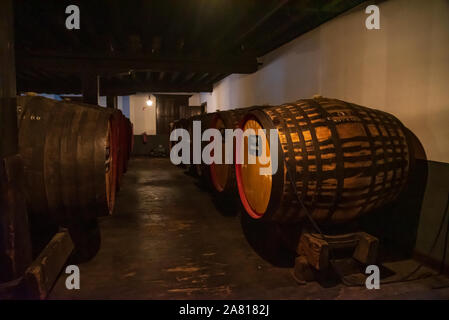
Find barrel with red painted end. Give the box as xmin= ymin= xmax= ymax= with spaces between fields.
xmin=77 ymin=101 xmax=125 ymax=195
xmin=235 ymin=97 xmax=413 ymax=224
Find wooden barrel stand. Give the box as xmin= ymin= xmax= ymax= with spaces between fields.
xmin=292 ymin=231 xmax=379 ymax=284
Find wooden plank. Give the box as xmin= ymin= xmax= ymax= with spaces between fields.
xmin=297 ymin=231 xmax=379 ymax=273
xmin=353 ymin=232 xmax=379 ymax=265
xmin=0 ymin=0 xmax=18 ymax=156
xmin=0 ymin=0 xmax=16 ymax=98
xmin=155 ymin=94 xmax=190 ymax=134
xmin=233 ymin=0 xmax=290 ymax=47
xmin=0 ymin=97 xmax=19 ymax=157
xmin=0 ymin=154 xmax=33 ymax=283
xmin=0 ymin=0 xmax=33 ymax=285
xmin=101 ymin=81 xmax=212 ymax=96
xmin=24 ymin=229 xmax=74 ymax=299
xmin=292 ymin=255 xmax=315 ymax=284
xmin=18 ymin=78 xmax=212 ymax=95
xmin=81 ymin=73 xmax=99 ymax=105
xmin=16 ymin=54 xmax=259 ymax=75
xmin=297 ymin=233 xmax=329 ymax=270
xmin=106 ymin=96 xmax=117 ymax=109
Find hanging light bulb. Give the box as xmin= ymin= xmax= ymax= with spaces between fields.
xmin=146 ymin=99 xmax=153 ymax=107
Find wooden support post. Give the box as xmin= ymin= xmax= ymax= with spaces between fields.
xmin=106 ymin=96 xmax=117 ymax=109
xmin=81 ymin=73 xmax=99 ymax=105
xmin=0 ymin=0 xmax=33 ymax=289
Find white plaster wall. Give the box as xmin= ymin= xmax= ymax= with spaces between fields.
xmin=98 ymin=96 xmax=107 ymax=107
xmin=117 ymin=96 xmax=123 ymax=112
xmin=189 ymin=93 xmax=201 ymax=106
xmin=129 ymin=94 xmax=156 ymax=135
xmin=199 ymin=0 xmax=449 ymax=163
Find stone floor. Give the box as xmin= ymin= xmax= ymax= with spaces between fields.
xmin=50 ymin=157 xmax=449 ymax=299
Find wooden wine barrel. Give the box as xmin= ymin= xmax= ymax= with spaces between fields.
xmin=209 ymin=109 xmax=247 ymax=195
xmin=186 ymin=114 xmax=204 ymax=176
xmin=169 ymin=118 xmax=189 ymax=153
xmin=235 ymin=97 xmax=412 ymax=224
xmin=16 ymin=96 xmax=117 ymax=225
xmin=209 ymin=107 xmax=267 ymax=196
xmin=130 ymin=121 xmax=134 ymax=157
xmin=104 ymin=110 xmax=128 ymax=189
xmin=169 ymin=121 xmax=176 ymax=152
xmin=77 ymin=102 xmax=124 ymax=193
xmin=189 ymin=113 xmax=215 ymax=185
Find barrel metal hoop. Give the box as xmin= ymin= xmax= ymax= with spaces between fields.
xmin=287 ymin=104 xmax=312 ymax=205
xmin=364 ymin=107 xmax=392 ymax=209
xmin=269 ymin=106 xmax=297 ymax=188
xmin=340 ymin=101 xmax=378 ymax=215
xmin=357 ymin=105 xmax=401 ymax=209
xmin=381 ymin=111 xmax=401 ymax=199
xmin=306 ymin=99 xmax=344 ymax=220
xmin=389 ymin=117 xmax=408 ymax=196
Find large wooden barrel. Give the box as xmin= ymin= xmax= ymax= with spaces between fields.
xmin=188 ymin=113 xmax=215 ymax=186
xmin=17 ymin=96 xmax=116 ymax=225
xmin=209 ymin=107 xmax=267 ymax=196
xmin=186 ymin=114 xmax=204 ymax=176
xmin=169 ymin=118 xmax=188 ymax=153
xmin=235 ymin=97 xmax=412 ymax=224
xmin=77 ymin=102 xmax=125 ymax=192
xmin=209 ymin=109 xmax=247 ymax=196
xmin=130 ymin=121 xmax=134 ymax=157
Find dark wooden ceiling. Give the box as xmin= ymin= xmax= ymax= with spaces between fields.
xmin=13 ymin=0 xmax=366 ymax=95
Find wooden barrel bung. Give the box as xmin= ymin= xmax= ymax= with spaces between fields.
xmin=236 ymin=97 xmax=412 ymax=224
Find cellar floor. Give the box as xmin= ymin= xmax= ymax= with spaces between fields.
xmin=50 ymin=157 xmax=449 ymax=300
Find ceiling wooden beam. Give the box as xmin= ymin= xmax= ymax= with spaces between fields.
xmin=100 ymin=80 xmax=212 ymax=96
xmin=16 ymin=53 xmax=259 ymax=75
xmin=16 ymin=78 xmax=212 ymax=95
xmin=233 ymin=0 xmax=291 ymax=48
